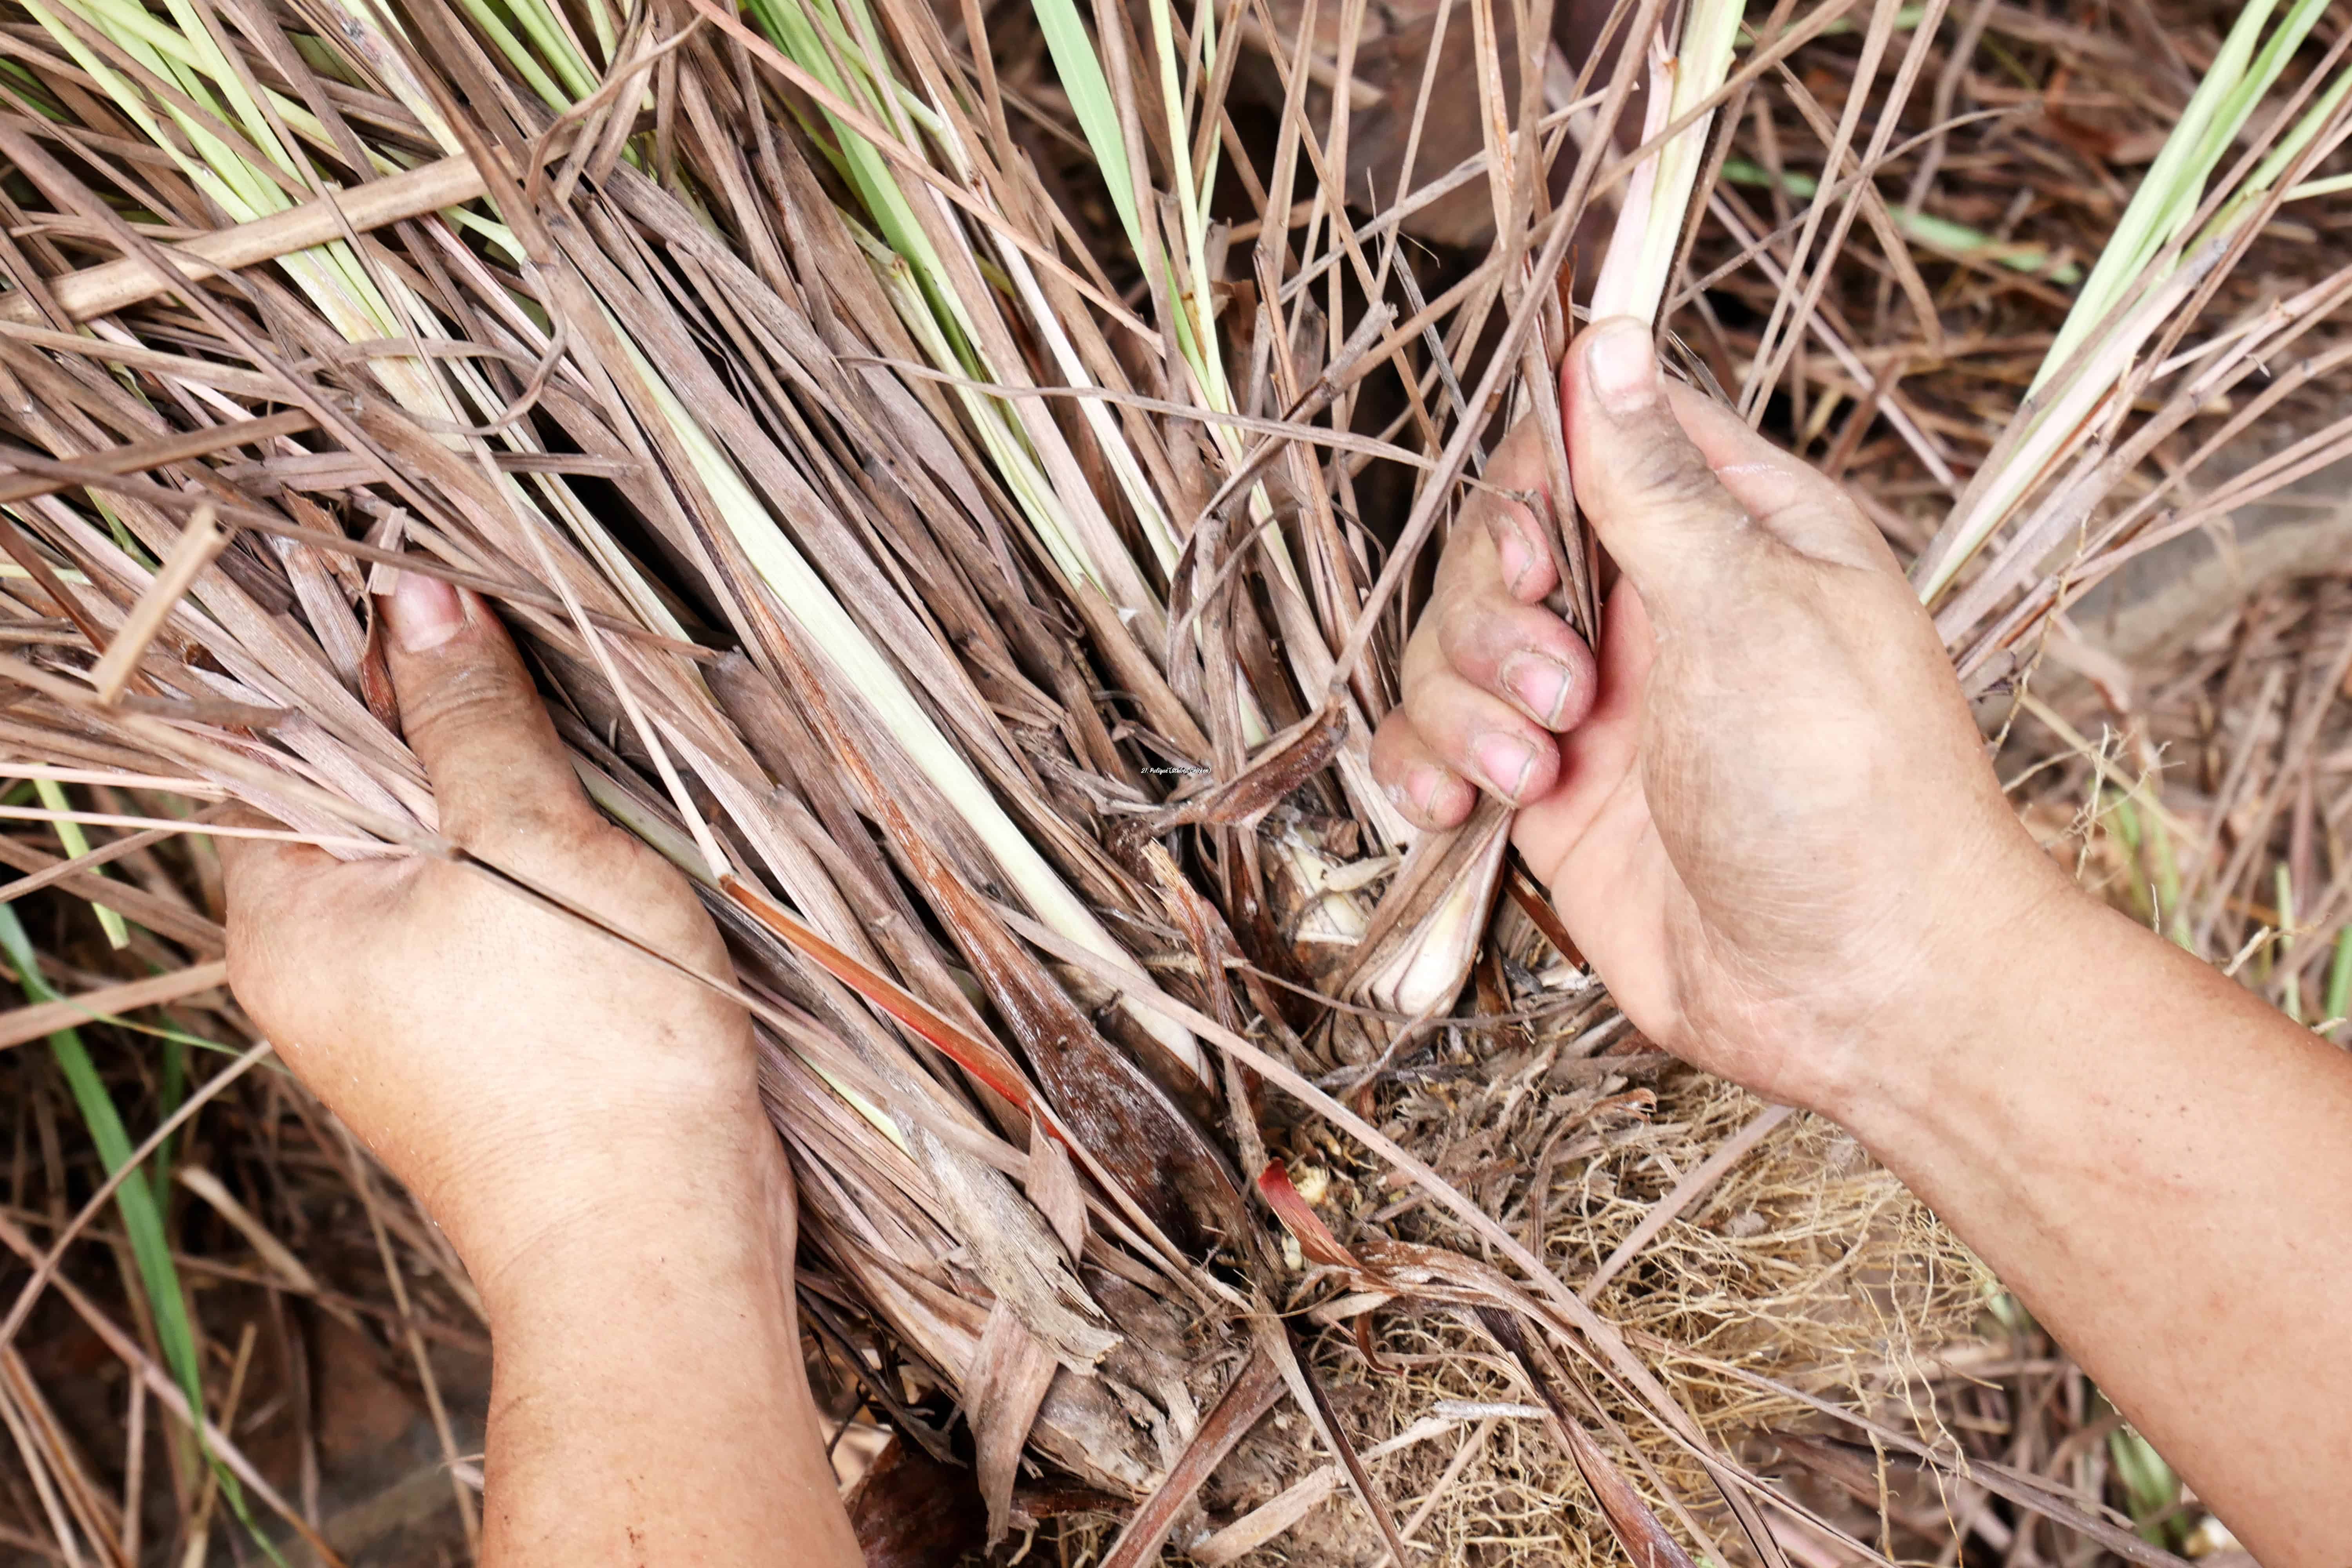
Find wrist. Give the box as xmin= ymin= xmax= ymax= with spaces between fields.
xmin=454 ymin=1103 xmax=795 ymax=1325
xmin=1820 ymin=867 xmax=2120 ymax=1145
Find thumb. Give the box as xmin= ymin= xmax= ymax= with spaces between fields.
xmin=378 ymin=570 xmax=596 ymax=845
xmin=1561 ymin=318 xmax=1760 ymax=617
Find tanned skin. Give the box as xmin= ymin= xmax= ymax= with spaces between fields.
xmin=1371 ymin=318 xmax=2352 ymax=1565
xmin=224 ymin=318 xmax=2350 ymax=1566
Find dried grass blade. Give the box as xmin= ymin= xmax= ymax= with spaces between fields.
xmin=87 ymin=504 xmax=227 ymax=702
xmin=0 ymin=153 xmax=488 ymax=326
xmin=1256 ymin=1312 xmax=1418 ymax=1566
xmin=0 ymin=1213 xmax=342 ymax=1567
xmin=720 ymin=875 xmax=1036 ymax=1112
xmin=1098 ymin=1348 xmax=1285 ymax=1568
xmin=0 ymin=959 xmax=229 ymax=1053
xmin=1477 ymin=1307 xmax=1698 ymax=1568
xmin=0 ymin=411 xmax=315 ymax=507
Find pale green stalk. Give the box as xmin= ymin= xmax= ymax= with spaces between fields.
xmin=624 ymin=335 xmax=1212 ymax=1073
xmin=1720 ymin=160 xmax=2083 ymax=281
xmin=1590 ymin=0 xmax=1744 ymax=324
xmin=1142 ymin=0 xmax=1235 ymax=415
xmin=1014 ymin=0 xmax=1413 ymax=893
xmin=2276 ymin=865 xmax=2301 ymax=1022
xmin=2030 ymin=0 xmax=2307 ymax=395
xmin=2204 ymin=58 xmax=2352 ymax=233
xmin=2325 ymin=925 xmax=2352 ymax=1025
xmin=32 ymin=778 xmax=127 ymax=948
xmin=1919 ymin=0 xmax=2335 ymax=601
xmin=28 ymin=0 xmax=455 ymax=418
xmin=754 ymin=0 xmax=1164 ymax=621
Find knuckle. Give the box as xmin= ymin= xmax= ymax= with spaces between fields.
xmin=1368 ymin=712 xmax=1416 ymax=775
xmin=1619 ymin=437 xmax=1735 ymax=520
xmin=1432 ymin=517 xmax=1497 ymax=599
xmin=462 ymin=794 xmax=603 ymax=860
xmin=402 ymin=662 xmax=538 ymax=746
xmin=1397 ymin=615 xmax=1448 ymax=702
xmin=1432 ymin=588 xmax=1487 ymax=666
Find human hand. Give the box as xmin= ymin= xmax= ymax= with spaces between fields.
xmin=220 ymin=574 xmax=784 ymax=1301
xmin=1371 ymin=318 xmax=2079 ymax=1114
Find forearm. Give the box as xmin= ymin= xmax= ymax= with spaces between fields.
xmin=475 ymin=1136 xmax=859 ymax=1567
xmin=1841 ymin=895 xmax=2352 ymax=1564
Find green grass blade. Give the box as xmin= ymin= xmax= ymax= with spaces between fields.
xmin=1721 ymin=160 xmax=2083 ymax=282
xmin=31 ymin=780 xmax=127 ymax=950
xmin=0 ymin=907 xmax=285 ymax=1561
xmin=2325 ymin=925 xmax=2352 ymax=1025
xmin=1027 ymin=0 xmax=1142 ymax=254
xmin=0 ymin=904 xmax=196 ymax=1382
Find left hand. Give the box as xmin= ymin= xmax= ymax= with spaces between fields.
xmin=219 ymin=572 xmax=785 ymax=1303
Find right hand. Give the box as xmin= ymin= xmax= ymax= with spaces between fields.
xmin=1371 ymin=318 xmax=2081 ymax=1115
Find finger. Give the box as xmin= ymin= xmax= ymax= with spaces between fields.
xmin=1368 ymin=713 xmax=1477 ymax=830
xmin=1430 ymin=541 xmax=1595 ymax=731
xmin=1397 ymin=642 xmax=1563 ymax=805
xmin=1662 ymin=384 xmax=1900 ymax=574
xmin=1512 ymin=579 xmax=1655 ymax=889
xmin=1561 ymin=317 xmax=1762 ymax=614
xmin=378 ymin=571 xmax=599 ymax=845
xmin=1463 ymin=416 xmax=1561 ymax=604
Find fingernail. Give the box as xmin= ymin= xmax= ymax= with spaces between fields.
xmin=383 ymin=570 xmax=465 ymax=653
xmin=1500 ymin=653 xmax=1574 ymax=727
xmin=1495 ymin=529 xmax=1537 ymax=594
xmin=1402 ymin=764 xmax=1444 ymax=814
xmin=1473 ymin=733 xmax=1535 ymax=800
xmin=1584 ymin=318 xmax=1658 ymax=415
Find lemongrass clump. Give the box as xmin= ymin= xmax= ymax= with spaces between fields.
xmin=3 ymin=0 xmax=2350 ymax=1560
xmin=1917 ymin=0 xmax=2348 ymax=605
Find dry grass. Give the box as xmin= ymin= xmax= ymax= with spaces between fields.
xmin=0 ymin=0 xmax=2346 ymax=1561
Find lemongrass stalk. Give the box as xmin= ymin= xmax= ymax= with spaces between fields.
xmin=1589 ymin=0 xmax=1744 ymax=325
xmin=875 ymin=58 xmax=1397 ymax=936
xmin=1016 ymin=1 xmax=1407 ymax=853
xmin=913 ymin=85 xmax=1183 ymax=571
xmin=1918 ymin=0 xmax=2334 ymax=601
xmin=1142 ymin=0 xmax=1236 ymax=414
xmin=579 ymin=0 xmax=619 ymax=67
xmin=500 ymin=0 xmax=601 ymax=101
xmin=620 ymin=334 xmax=1210 ymax=1075
xmin=1367 ymin=0 xmax=1748 ymax=1017
xmin=754 ymin=0 xmax=1176 ymax=636
xmin=43 ymin=0 xmax=356 ymax=156
xmin=446 ymin=0 xmax=574 ymax=108
xmin=1029 ymin=0 xmax=1144 ymax=249
xmin=777 ymin=0 xmax=1365 ymax=862
xmin=1188 ymin=0 xmax=1223 ymax=207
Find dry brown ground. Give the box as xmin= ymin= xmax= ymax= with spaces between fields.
xmin=2 ymin=0 xmax=2348 ymax=1563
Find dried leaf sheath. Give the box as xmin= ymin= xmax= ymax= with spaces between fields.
xmin=1 ymin=0 xmax=2348 ymax=1557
